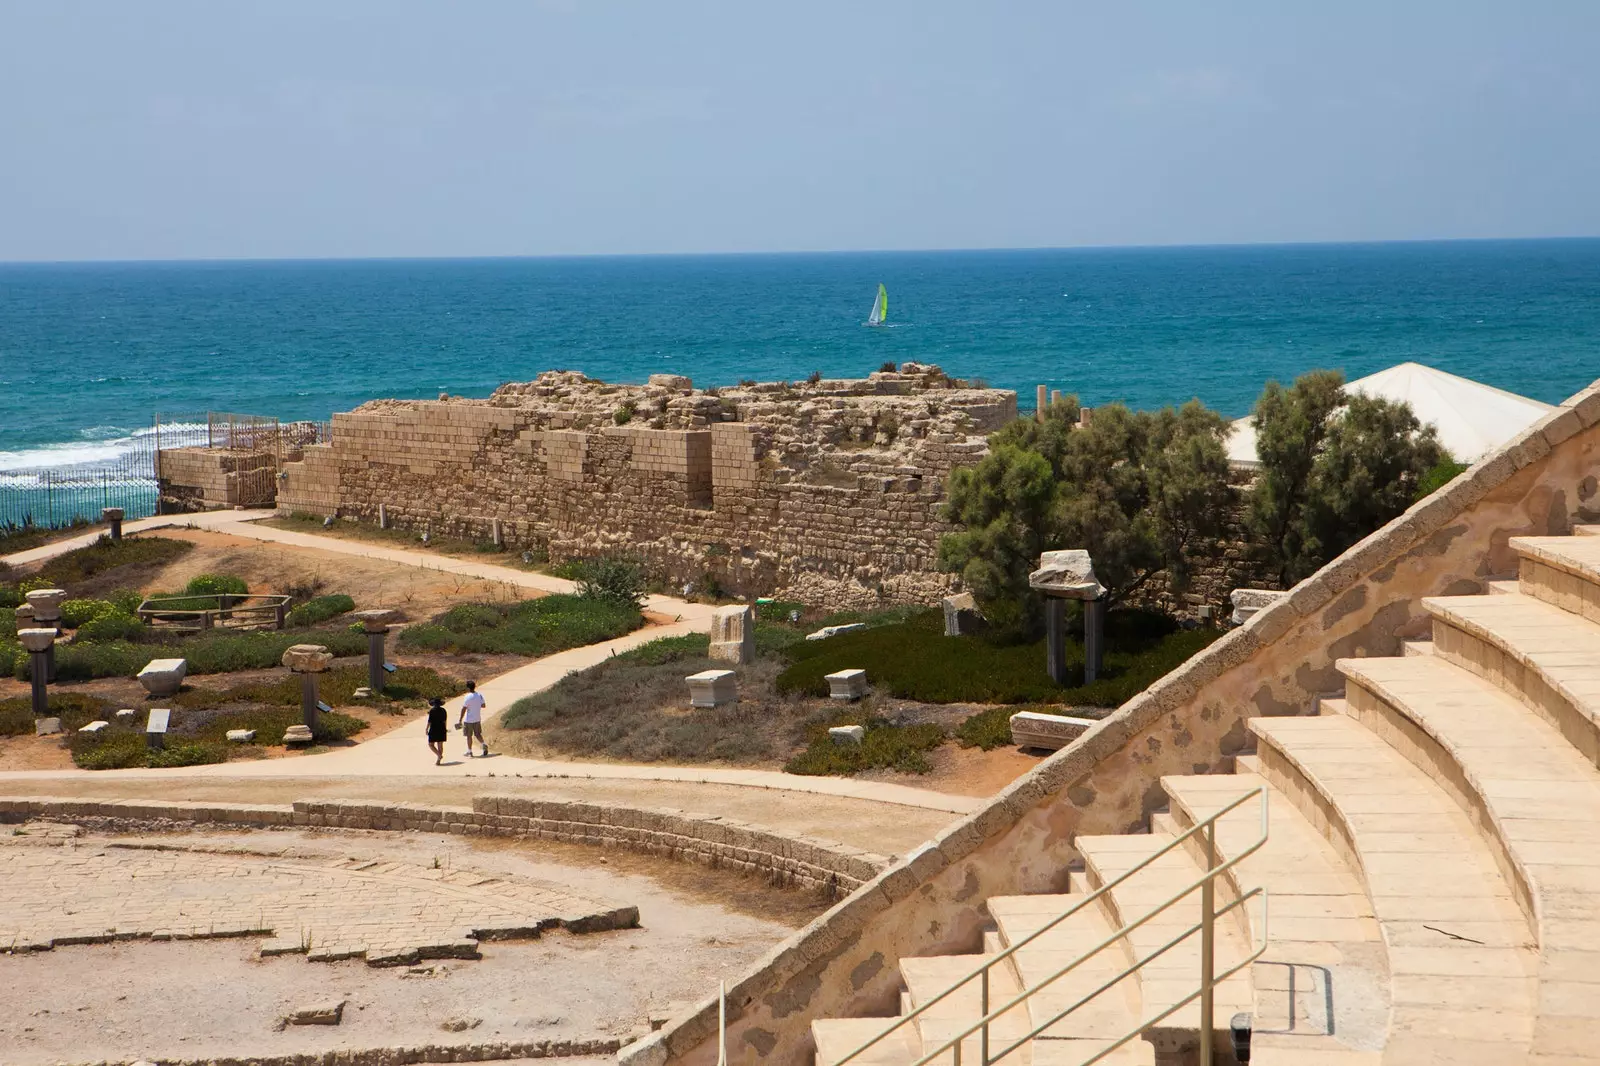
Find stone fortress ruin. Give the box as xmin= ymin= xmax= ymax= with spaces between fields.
xmin=273 ymin=364 xmax=1015 ymax=608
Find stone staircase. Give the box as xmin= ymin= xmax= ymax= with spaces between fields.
xmin=811 ymin=531 xmax=1600 ymax=1066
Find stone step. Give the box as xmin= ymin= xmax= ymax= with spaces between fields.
xmin=1572 ymin=524 xmax=1600 ymax=537
xmin=899 ymin=953 xmax=1032 ymax=1065
xmin=1486 ymin=579 xmax=1522 ymax=596
xmin=1423 ymin=591 xmax=1600 ymax=766
xmin=1402 ymin=640 xmax=1435 ymax=658
xmin=1509 ymin=534 xmax=1600 ymax=624
xmin=812 ymin=1016 xmax=920 ymax=1066
xmin=1335 ymin=652 xmax=1600 ymax=1062
xmin=1159 ymin=772 xmax=1389 ymax=1063
xmin=987 ymin=892 xmax=1148 ymax=1065
xmin=1248 ymin=713 xmax=1538 ymax=1065
xmin=1074 ymin=830 xmax=1254 ymax=1036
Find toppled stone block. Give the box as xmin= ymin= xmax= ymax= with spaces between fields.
xmin=287 ymin=1000 xmax=345 ymax=1026
xmin=225 ymin=729 xmax=257 ymax=743
xmin=686 ymin=669 xmax=737 ymax=708
xmin=1009 ymin=710 xmax=1097 ymax=751
xmin=24 ymin=588 xmax=66 ymax=625
xmin=1230 ymin=588 xmax=1288 ymax=626
xmin=17 ymin=628 xmax=58 ymax=653
xmin=805 ymin=623 xmax=867 ymax=642
xmin=137 ymin=658 xmax=188 ymax=697
xmin=34 ymin=717 xmax=62 ymax=736
xmin=1028 ymin=550 xmax=1105 ymax=600
xmin=78 ymin=720 xmax=109 ymax=734
xmin=115 ymin=708 xmax=138 ymax=721
xmin=825 ymin=668 xmax=868 ymax=701
xmin=441 ymin=1015 xmax=483 ymax=1033
xmin=942 ymin=591 xmax=987 ymax=636
xmin=353 ymin=687 xmax=373 ymax=699
xmin=283 ymin=724 xmax=315 ymax=745
xmin=281 ymin=644 xmax=334 ymax=673
xmin=828 ymin=725 xmax=865 ymax=745
xmin=708 ymin=604 xmax=756 ymax=665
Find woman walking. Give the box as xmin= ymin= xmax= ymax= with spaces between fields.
xmin=426 ymin=696 xmax=449 ymax=765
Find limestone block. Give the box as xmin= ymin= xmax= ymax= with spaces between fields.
xmin=78 ymin=721 xmax=108 ymax=734
xmin=708 ymin=604 xmax=756 ymax=664
xmin=1028 ymin=550 xmax=1105 ymax=600
xmin=352 ymin=609 xmax=395 ymax=633
xmin=115 ymin=708 xmax=138 ymax=721
xmin=942 ymin=591 xmax=987 ymax=636
xmin=686 ymin=669 xmax=737 ymax=708
xmin=281 ymin=644 xmax=334 ymax=673
xmin=24 ymin=588 xmax=66 ymax=624
xmin=805 ymin=623 xmax=867 ymax=641
xmin=828 ymin=725 xmax=865 ymax=746
xmin=1229 ymin=588 xmax=1288 ymax=626
xmin=826 ymin=669 xmax=868 ymax=701
xmin=287 ymin=1000 xmax=345 ymax=1026
xmin=34 ymin=717 xmax=62 ymax=736
xmin=17 ymin=628 xmax=58 ymax=653
xmin=649 ymin=374 xmax=693 ymax=390
xmin=1009 ymin=710 xmax=1097 ymax=751
xmin=137 ymin=658 xmax=188 ymax=697
xmin=14 ymin=603 xmax=34 ymax=623
xmin=226 ymin=729 xmax=257 ymax=743
xmin=283 ymin=724 xmax=315 ymax=745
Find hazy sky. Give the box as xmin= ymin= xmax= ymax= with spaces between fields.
xmin=3 ymin=2 xmax=1599 ymax=261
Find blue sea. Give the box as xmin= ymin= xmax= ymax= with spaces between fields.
xmin=3 ymin=240 xmax=1599 ymax=473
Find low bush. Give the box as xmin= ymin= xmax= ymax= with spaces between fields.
xmin=397 ymin=594 xmax=641 ymax=657
xmin=61 ymin=598 xmax=116 ymax=628
xmin=777 ymin=608 xmax=1215 ymax=707
xmin=288 ymin=593 xmax=356 ymax=627
xmin=175 ymin=665 xmax=461 ymax=712
xmin=574 ymin=558 xmax=646 ymax=609
xmin=188 ymin=707 xmax=366 ymax=746
xmin=10 ymin=628 xmax=368 ymax=681
xmin=0 ymin=585 xmax=21 ymax=609
xmin=0 ymin=693 xmax=111 ymax=736
xmin=68 ymin=730 xmax=229 ymax=770
xmin=73 ymin=610 xmax=146 ymax=644
xmin=185 ymin=573 xmax=249 ymax=596
xmin=784 ymin=716 xmax=947 ymax=776
xmin=34 ymin=535 xmax=192 ymax=586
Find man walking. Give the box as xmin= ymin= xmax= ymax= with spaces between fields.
xmin=457 ymin=680 xmax=489 ymax=758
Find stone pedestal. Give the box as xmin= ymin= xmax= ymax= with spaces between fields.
xmin=686 ymin=669 xmax=737 ymax=708
xmin=1029 ymin=550 xmax=1108 ymax=685
xmin=137 ymin=658 xmax=188 ymax=698
xmin=282 ymin=644 xmax=333 ymax=730
xmin=708 ymin=605 xmax=756 ymax=665
xmin=353 ymin=611 xmax=392 ymax=694
xmin=18 ymin=628 xmax=57 ymax=717
xmin=825 ymin=669 xmax=868 ymax=701
xmin=1229 ymin=588 xmax=1288 ymax=626
xmin=941 ymin=592 xmax=986 ymax=637
xmin=25 ymin=589 xmax=65 ymax=627
xmin=102 ymin=507 xmax=125 ymax=541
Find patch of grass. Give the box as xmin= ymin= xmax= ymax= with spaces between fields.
xmin=397 ymin=594 xmax=642 ymax=657
xmin=67 ymin=730 xmax=229 ymax=770
xmin=262 ymin=513 xmax=548 ymax=568
xmin=61 ymin=598 xmax=116 ymax=628
xmin=174 ymin=665 xmax=461 ymax=712
xmin=32 ymin=535 xmax=193 ymax=586
xmin=188 ymin=706 xmax=367 ymax=745
xmin=777 ymin=608 xmax=1216 ymax=707
xmin=784 ymin=714 xmax=947 ymax=776
xmin=0 ymin=517 xmax=94 ymax=554
xmin=8 ymin=628 xmax=368 ymax=682
xmin=287 ymin=593 xmax=356 ymax=627
xmin=0 ymin=693 xmax=112 ymax=736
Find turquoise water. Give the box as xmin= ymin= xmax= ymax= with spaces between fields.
xmin=3 ymin=240 xmax=1599 ymax=470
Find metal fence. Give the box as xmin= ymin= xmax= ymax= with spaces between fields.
xmin=0 ymin=412 xmax=329 ymax=531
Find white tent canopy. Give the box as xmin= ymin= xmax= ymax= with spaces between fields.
xmin=1225 ymin=362 xmax=1554 ymax=468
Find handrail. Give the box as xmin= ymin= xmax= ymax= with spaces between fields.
xmin=834 ymin=786 xmax=1268 ymax=1066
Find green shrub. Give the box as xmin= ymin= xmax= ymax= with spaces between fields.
xmin=784 ymin=717 xmax=947 ymax=776
xmin=67 ymin=731 xmax=229 ymax=770
xmin=575 ymin=558 xmax=646 ymax=609
xmin=776 ymin=608 xmax=1212 ymax=707
xmin=107 ymin=588 xmax=144 ymax=615
xmin=0 ymin=585 xmax=21 ymax=609
xmin=35 ymin=535 xmax=192 ymax=585
xmin=176 ymin=665 xmax=460 ymax=712
xmin=61 ymin=598 xmax=116 ymax=628
xmin=1417 ymin=457 xmax=1469 ymax=500
xmin=185 ymin=573 xmax=249 ymax=596
xmin=188 ymin=707 xmax=366 ymax=745
xmin=13 ymin=629 xmax=367 ymax=681
xmin=288 ymin=593 xmax=356 ymax=627
xmin=397 ymin=594 xmax=641 ymax=656
xmin=73 ymin=610 xmax=146 ymax=644
xmin=0 ymin=693 xmax=111 ymax=736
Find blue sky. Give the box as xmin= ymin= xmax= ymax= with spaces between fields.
xmin=3 ymin=1 xmax=1598 ymax=260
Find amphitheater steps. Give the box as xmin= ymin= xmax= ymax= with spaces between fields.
xmin=1513 ymin=534 xmax=1600 ymax=623
xmin=1336 ymin=653 xmax=1600 ymax=1063
xmin=812 ymin=1017 xmax=921 ymax=1066
xmin=900 ymin=953 xmax=1033 ymax=1065
xmin=1423 ymin=590 xmax=1600 ymax=765
xmin=1161 ymin=772 xmax=1387 ymax=1064
xmin=1248 ymin=713 xmax=1539 ymax=1065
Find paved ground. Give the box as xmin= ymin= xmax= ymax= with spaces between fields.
xmin=2 ymin=826 xmax=636 ymax=964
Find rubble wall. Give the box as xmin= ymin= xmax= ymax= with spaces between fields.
xmin=625 ymin=379 xmax=1600 ymax=1066
xmin=276 ymin=368 xmax=1014 ymax=608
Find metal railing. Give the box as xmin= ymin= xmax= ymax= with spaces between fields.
xmin=835 ymin=787 xmax=1269 ymax=1066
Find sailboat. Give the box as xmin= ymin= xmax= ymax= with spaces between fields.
xmin=865 ymin=283 xmax=888 ymax=327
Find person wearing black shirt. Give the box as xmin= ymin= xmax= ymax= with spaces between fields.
xmin=426 ymin=697 xmax=449 ymax=765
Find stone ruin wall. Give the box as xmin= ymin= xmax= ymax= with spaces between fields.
xmin=276 ymin=365 xmax=1016 ymax=609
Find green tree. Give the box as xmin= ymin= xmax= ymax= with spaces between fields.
xmin=1249 ymin=371 xmax=1443 ymax=584
xmin=940 ymin=397 xmax=1231 ymax=639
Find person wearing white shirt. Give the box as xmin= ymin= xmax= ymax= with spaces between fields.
xmin=457 ymin=681 xmax=489 ymax=758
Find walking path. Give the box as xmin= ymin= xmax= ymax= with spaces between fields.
xmin=1 ymin=511 xmax=981 ymax=816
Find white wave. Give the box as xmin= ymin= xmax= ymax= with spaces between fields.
xmin=0 ymin=421 xmax=209 ymax=472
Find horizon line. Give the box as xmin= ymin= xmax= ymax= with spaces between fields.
xmin=4 ymin=233 xmax=1600 ymax=268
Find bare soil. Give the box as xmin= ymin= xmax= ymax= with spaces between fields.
xmin=0 ymin=826 xmax=815 ymax=1066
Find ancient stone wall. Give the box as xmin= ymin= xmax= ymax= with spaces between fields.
xmin=626 ymin=378 xmax=1600 ymax=1066
xmin=276 ymin=366 xmax=1013 ymax=608
xmin=155 ymin=447 xmax=277 ymax=511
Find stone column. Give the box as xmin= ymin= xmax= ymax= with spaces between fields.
xmin=353 ymin=611 xmax=392 ymax=694
xmin=1035 ymin=385 xmax=1048 ymax=422
xmin=102 ymin=507 xmax=125 ymax=541
xmin=281 ymin=644 xmax=333 ymax=730
xmin=1044 ymin=598 xmax=1069 ymax=684
xmin=1084 ymin=596 xmax=1106 ymax=684
xmin=491 ymin=518 xmax=504 ymax=548
xmin=26 ymin=590 xmax=64 ymax=682
xmin=18 ymin=629 xmax=56 ymax=718
xmin=1028 ymin=549 xmax=1108 ymax=687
